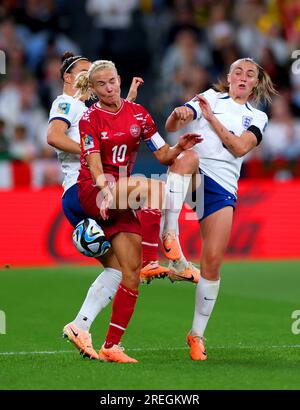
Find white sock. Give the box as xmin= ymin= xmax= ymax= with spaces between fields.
xmin=191 ymin=276 xmax=220 ymax=338
xmin=73 ymin=268 xmax=122 ymax=332
xmin=163 ymin=172 xmax=191 ymax=233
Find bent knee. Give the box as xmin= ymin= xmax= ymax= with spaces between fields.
xmin=121 ymin=266 xmax=141 ymax=289
xmin=171 ymin=150 xmax=199 ymax=174
xmin=182 ymin=149 xmax=199 ymax=163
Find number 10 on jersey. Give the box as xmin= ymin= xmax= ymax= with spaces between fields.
xmin=112 ymin=144 xmax=127 ymax=164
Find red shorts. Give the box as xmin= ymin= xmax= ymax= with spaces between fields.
xmin=78 ymin=181 xmax=141 ymax=240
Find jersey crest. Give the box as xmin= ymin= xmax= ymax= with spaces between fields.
xmin=130 ymin=124 xmax=141 ymax=138
xmin=242 ymin=116 xmax=253 ymax=129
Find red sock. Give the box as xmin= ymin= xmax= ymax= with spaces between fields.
xmin=140 ymin=208 xmax=161 ymax=266
xmin=104 ymin=284 xmax=138 ymax=348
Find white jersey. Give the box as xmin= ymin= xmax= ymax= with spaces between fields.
xmin=185 ymin=89 xmax=268 ymax=195
xmin=49 ymin=94 xmax=87 ymax=193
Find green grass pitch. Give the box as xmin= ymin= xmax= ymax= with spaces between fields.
xmin=0 ymin=260 xmax=300 ymax=390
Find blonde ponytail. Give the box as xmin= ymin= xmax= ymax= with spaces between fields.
xmin=252 ymin=64 xmax=278 ymax=105
xmin=75 ymin=71 xmax=90 ymax=98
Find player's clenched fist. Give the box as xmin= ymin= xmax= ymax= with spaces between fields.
xmin=171 ymin=106 xmax=193 ymax=122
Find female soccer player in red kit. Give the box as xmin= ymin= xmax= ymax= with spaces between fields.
xmin=48 ymin=53 xmax=172 ymax=362
xmin=75 ymin=60 xmax=202 ymax=363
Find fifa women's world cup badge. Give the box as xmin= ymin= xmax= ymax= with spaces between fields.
xmin=57 ymin=102 xmax=71 ymax=114
xmin=82 ymin=134 xmax=94 ymax=150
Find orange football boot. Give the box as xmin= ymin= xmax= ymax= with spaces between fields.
xmin=186 ymin=333 xmax=207 ymax=361
xmin=168 ymin=262 xmax=200 ymax=284
xmin=140 ymin=261 xmax=170 ymax=284
xmin=99 ymin=344 xmax=138 ymax=363
xmin=162 ymin=231 xmax=181 ymax=260
xmin=63 ymin=322 xmax=99 ymax=359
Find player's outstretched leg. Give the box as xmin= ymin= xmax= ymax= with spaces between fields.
xmin=162 ymin=150 xmax=200 ymax=282
xmin=162 ymin=150 xmax=199 ymax=259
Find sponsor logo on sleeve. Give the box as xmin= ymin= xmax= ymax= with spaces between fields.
xmin=57 ymin=102 xmax=71 ymax=115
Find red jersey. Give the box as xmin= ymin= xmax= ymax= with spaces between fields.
xmin=78 ymin=99 xmax=158 ymax=184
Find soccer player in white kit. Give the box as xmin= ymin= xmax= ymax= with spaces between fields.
xmin=161 ymin=58 xmax=277 ymax=360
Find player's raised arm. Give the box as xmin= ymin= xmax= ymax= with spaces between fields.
xmin=197 ymin=95 xmax=260 ymax=158
xmin=126 ymin=77 xmax=144 ymax=102
xmin=165 ymin=105 xmax=195 ymax=132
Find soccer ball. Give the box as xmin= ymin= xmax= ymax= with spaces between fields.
xmin=72 ymin=218 xmax=111 ymax=257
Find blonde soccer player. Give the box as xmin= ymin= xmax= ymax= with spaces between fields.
xmin=74 ymin=59 xmax=201 ymax=362
xmin=162 ymin=58 xmax=277 ymax=360
xmin=47 ymin=52 xmax=177 ymax=361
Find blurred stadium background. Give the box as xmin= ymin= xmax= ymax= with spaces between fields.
xmin=1 ymin=0 xmax=300 ymax=391
xmin=0 ymin=0 xmax=300 ymax=265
